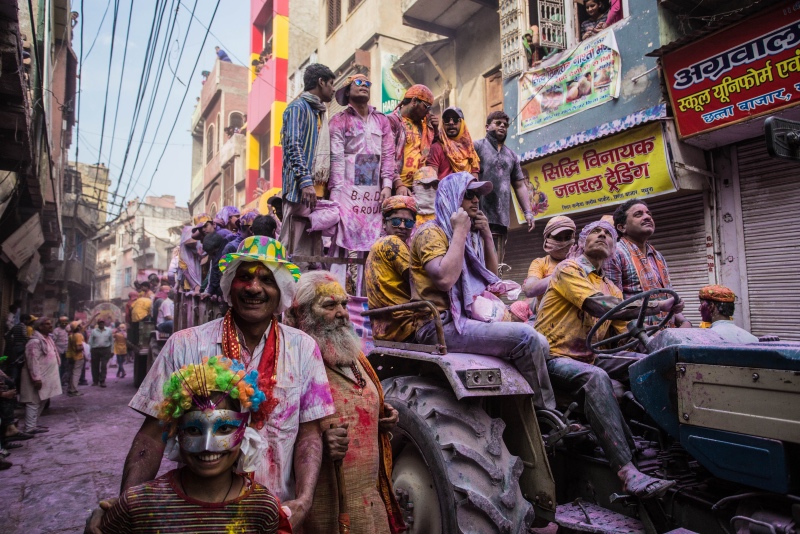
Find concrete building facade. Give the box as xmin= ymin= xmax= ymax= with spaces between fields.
xmin=189 ymin=60 xmax=249 ymax=216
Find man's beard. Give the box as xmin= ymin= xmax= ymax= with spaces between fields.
xmin=302 ymin=316 xmax=362 ymax=367
xmin=487 ymin=129 xmax=506 ymax=143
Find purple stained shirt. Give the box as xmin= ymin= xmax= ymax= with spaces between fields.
xmin=129 ymin=318 xmax=334 ymax=502
xmin=328 ymin=105 xmax=396 ymax=251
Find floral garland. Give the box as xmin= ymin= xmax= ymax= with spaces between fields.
xmin=221 ymin=310 xmax=280 ymax=429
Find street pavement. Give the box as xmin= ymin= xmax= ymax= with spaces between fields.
xmin=0 ymin=364 xmax=559 ymax=533
xmin=0 ymin=365 xmax=174 ymax=533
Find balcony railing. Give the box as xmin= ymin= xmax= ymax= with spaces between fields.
xmin=220 ymin=133 xmax=245 ymax=166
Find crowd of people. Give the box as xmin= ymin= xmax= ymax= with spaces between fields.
xmin=71 ymin=63 xmax=771 ymax=533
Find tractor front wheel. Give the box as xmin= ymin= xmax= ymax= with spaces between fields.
xmin=384 ymin=376 xmax=534 ymax=534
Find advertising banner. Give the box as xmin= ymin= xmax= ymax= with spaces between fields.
xmin=514 ymin=122 xmax=675 ymax=221
xmin=381 ymin=53 xmax=407 ymax=114
xmin=518 ymin=30 xmax=621 ymax=133
xmin=662 ymin=1 xmax=800 ymax=138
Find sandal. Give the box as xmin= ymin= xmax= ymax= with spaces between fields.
xmin=624 ymin=473 xmax=676 ymax=499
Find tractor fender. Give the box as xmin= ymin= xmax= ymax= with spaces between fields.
xmin=367 ymin=347 xmax=533 ymax=400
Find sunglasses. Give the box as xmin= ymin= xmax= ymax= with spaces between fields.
xmin=414 ymin=98 xmax=432 ymax=110
xmin=353 ymin=79 xmax=372 ymax=87
xmin=443 ymin=116 xmax=462 ymax=124
xmin=464 ymin=189 xmax=482 ymax=200
xmin=417 ymin=181 xmax=439 ymax=189
xmin=386 ymin=217 xmax=416 ymax=229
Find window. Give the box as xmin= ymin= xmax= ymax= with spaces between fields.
xmin=327 ymin=0 xmax=341 ymax=36
xmin=485 ymin=70 xmax=504 ymax=115
xmin=124 ymin=267 xmax=132 ymax=287
xmin=229 ymin=112 xmax=244 ymax=130
xmin=206 ymin=124 xmax=215 ymax=163
xmin=64 ymin=168 xmax=82 ymax=194
xmin=348 ymin=0 xmax=363 ymax=11
xmin=259 ymin=131 xmax=271 ymax=186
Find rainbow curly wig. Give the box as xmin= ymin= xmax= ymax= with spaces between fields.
xmin=159 ymin=356 xmax=265 ymax=428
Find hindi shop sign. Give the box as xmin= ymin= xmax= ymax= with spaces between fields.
xmin=662 ymin=1 xmax=800 ymax=139
xmin=514 ymin=122 xmax=675 ymax=221
xmin=518 ymin=30 xmax=621 ymax=133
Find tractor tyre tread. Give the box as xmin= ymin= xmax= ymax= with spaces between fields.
xmin=384 ymin=376 xmax=534 ymax=534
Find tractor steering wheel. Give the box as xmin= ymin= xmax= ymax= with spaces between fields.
xmin=586 ymin=288 xmax=680 ymax=355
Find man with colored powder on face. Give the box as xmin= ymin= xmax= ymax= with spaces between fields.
xmin=214 ymin=206 xmax=240 ymax=242
xmin=474 ymin=111 xmax=535 ymax=265
xmin=285 ymin=272 xmax=404 ymax=534
xmin=386 ymin=84 xmax=436 ymax=196
xmin=100 ymin=357 xmax=291 ymax=533
xmin=410 ymin=172 xmax=556 ymax=410
xmin=523 ymin=216 xmax=576 ymax=301
xmin=606 ymin=199 xmax=692 ymax=328
xmin=327 ymin=74 xmax=396 ymax=295
xmin=366 ymin=196 xmax=418 ymax=342
xmin=698 ymin=285 xmax=759 ymax=343
xmin=534 ymin=220 xmax=681 ymax=499
xmin=85 ymin=236 xmax=335 ymax=533
xmin=427 ymin=106 xmax=480 ymax=180
xmin=411 ymin=166 xmax=439 ymax=226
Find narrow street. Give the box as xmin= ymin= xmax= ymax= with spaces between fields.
xmin=0 ymin=371 xmax=173 ymax=533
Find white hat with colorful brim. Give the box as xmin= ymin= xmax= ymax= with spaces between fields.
xmin=219 ymin=236 xmax=301 ymax=313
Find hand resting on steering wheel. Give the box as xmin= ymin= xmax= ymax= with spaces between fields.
xmin=584 ymin=288 xmax=682 ymax=355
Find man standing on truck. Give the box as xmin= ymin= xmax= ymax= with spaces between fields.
xmin=409 ymin=172 xmax=555 ymax=410
xmin=535 ymin=219 xmax=680 ymax=499
xmin=85 ymin=236 xmax=335 ymax=533
xmin=285 ymin=272 xmax=404 ymax=534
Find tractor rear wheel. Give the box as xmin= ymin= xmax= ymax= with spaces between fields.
xmin=384 ymin=376 xmax=534 ymax=534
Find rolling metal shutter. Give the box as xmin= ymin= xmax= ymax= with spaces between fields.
xmin=503 ymin=193 xmax=709 ymax=325
xmin=738 ymin=139 xmax=800 ymax=340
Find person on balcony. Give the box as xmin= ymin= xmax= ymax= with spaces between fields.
xmin=581 ymin=0 xmax=615 ymax=40
xmin=278 ymin=63 xmax=336 ymax=270
xmin=365 ymin=196 xmax=418 ymax=342
xmin=215 ymin=46 xmax=232 ymax=63
xmin=328 ymin=74 xmax=395 ymax=295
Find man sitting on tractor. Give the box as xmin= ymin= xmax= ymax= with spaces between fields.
xmin=409 ymin=172 xmax=555 ymax=410
xmin=534 ymin=219 xmax=680 ymax=499
xmin=698 ymin=284 xmax=759 ymax=343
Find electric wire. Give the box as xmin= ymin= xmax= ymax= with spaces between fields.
xmin=82 ymin=0 xmax=112 ymax=62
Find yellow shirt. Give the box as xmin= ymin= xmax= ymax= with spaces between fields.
xmin=410 ymin=224 xmax=450 ymax=321
xmin=113 ymin=331 xmax=128 ymax=355
xmin=365 ymin=236 xmax=415 ymax=342
xmin=66 ymin=332 xmax=85 ymax=361
xmin=416 ymin=212 xmax=435 ymax=226
xmin=527 ymin=255 xmax=558 ymax=279
xmin=534 ymin=256 xmax=627 ymax=364
xmin=131 ymin=297 xmax=153 ymax=322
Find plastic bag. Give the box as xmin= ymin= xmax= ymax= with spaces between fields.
xmin=486 ymin=280 xmax=522 ymax=301
xmin=471 ymin=291 xmax=508 ymax=323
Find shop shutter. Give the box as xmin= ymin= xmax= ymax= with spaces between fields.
xmin=738 ymin=138 xmax=800 ymax=341
xmin=503 ymin=192 xmax=709 ymax=325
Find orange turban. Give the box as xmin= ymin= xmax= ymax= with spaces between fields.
xmin=404 ymin=84 xmax=433 ymax=104
xmin=698 ymin=285 xmax=736 ymax=303
xmin=381 ymin=195 xmax=417 ymax=216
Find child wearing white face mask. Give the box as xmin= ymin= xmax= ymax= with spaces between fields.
xmin=100 ymin=357 xmax=291 ymax=533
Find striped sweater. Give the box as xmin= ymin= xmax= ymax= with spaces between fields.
xmin=100 ymin=470 xmax=291 ymax=533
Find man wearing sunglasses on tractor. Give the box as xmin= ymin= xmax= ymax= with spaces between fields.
xmin=366 ymin=195 xmax=419 ymax=343
xmin=387 ymin=85 xmax=436 ymax=196
xmin=409 ymin=173 xmax=555 ymax=410
xmin=328 ymin=74 xmax=395 ymax=295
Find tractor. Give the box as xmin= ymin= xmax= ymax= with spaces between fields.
xmin=362 ymin=289 xmax=800 ymax=533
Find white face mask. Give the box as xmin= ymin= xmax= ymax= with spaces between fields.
xmin=413 ymin=183 xmax=437 ymax=214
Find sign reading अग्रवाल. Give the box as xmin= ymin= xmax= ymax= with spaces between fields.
xmin=518 ymin=30 xmax=621 ymax=133
xmin=662 ymin=1 xmax=800 ymax=139
xmin=513 ymin=122 xmax=676 ymax=222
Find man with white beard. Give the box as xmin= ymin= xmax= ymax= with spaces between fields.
xmin=284 ymin=272 xmax=405 ymax=533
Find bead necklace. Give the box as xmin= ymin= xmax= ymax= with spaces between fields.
xmin=339 ymin=362 xmax=367 ymax=390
